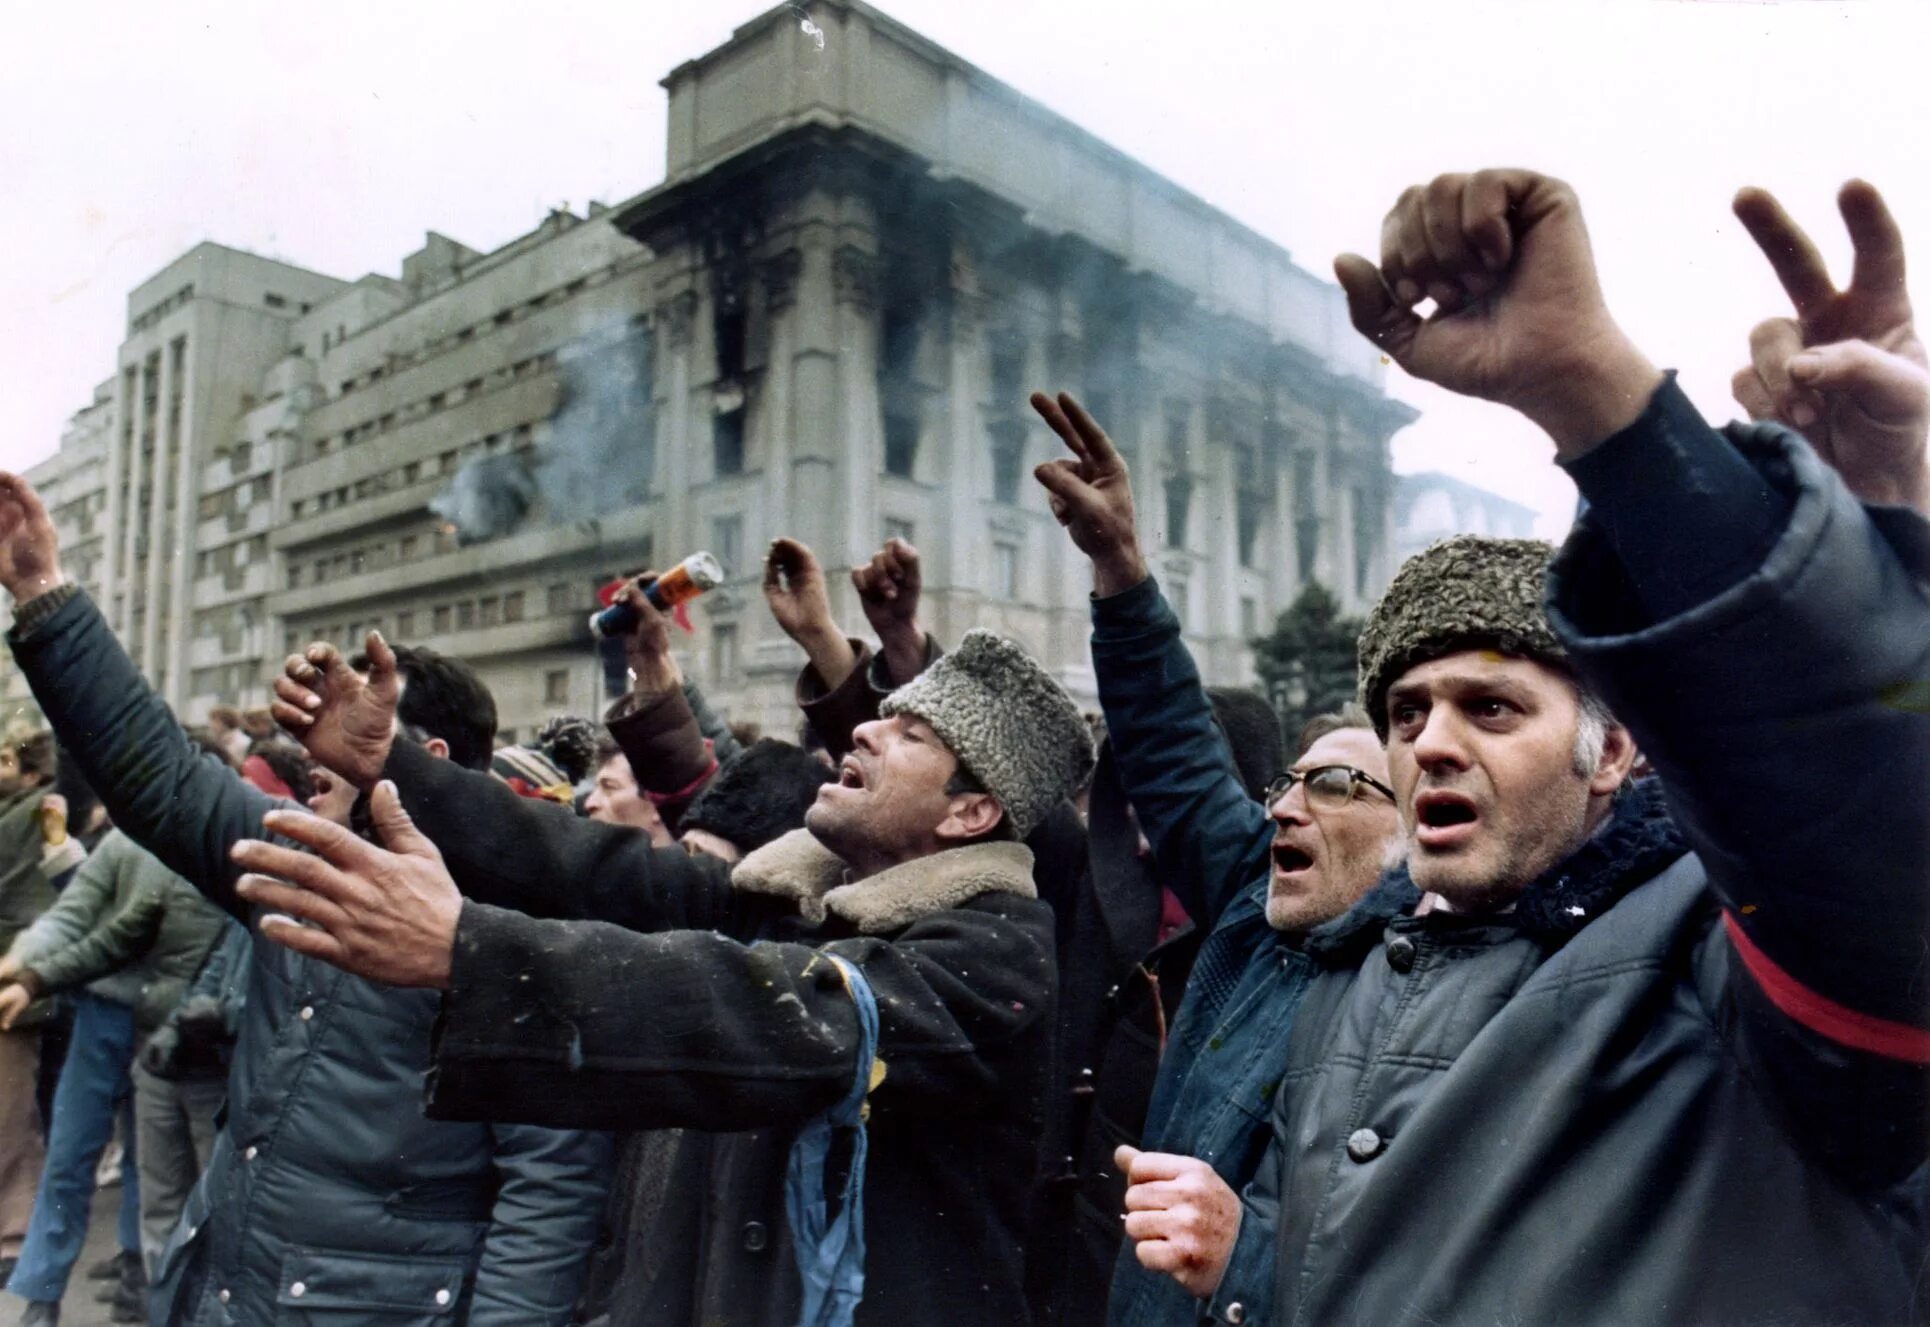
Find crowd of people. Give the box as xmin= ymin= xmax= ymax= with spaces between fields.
xmin=0 ymin=167 xmax=1922 ymax=1326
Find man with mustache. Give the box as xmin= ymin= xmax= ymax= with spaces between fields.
xmin=237 ymin=597 xmax=1093 ymax=1326
xmin=1029 ymin=393 xmax=1402 ymax=1326
xmin=1086 ymin=170 xmax=1928 ymax=1323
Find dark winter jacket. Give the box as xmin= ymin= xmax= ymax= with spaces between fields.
xmin=1088 ymin=576 xmax=1317 ymax=1327
xmin=0 ymin=787 xmax=55 ymax=1028
xmin=8 ymin=588 xmax=614 ymax=1327
xmin=1235 ymin=419 xmax=1930 ymax=1326
xmin=379 ymin=737 xmax=1058 ymax=1327
xmin=8 ymin=829 xmax=227 ymax=1031
xmin=1026 ymin=746 xmax=1204 ymax=1327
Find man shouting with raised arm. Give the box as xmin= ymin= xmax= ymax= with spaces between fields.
xmin=1056 ymin=171 xmax=1928 ymax=1325
xmin=241 ymin=593 xmax=1092 ymax=1327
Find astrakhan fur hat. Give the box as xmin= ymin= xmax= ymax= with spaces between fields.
xmin=882 ymin=630 xmax=1094 ymax=838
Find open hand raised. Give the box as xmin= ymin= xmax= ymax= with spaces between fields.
xmin=272 ymin=633 xmax=401 ymax=790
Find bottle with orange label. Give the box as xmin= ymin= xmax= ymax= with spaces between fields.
xmin=589 ymin=552 xmax=726 ymax=638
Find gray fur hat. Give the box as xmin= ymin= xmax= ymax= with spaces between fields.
xmin=881 ymin=629 xmax=1094 ymax=838
xmin=1356 ymin=535 xmax=1564 ymax=738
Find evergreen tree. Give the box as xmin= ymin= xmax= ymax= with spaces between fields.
xmin=1251 ymin=582 xmax=1363 ymax=742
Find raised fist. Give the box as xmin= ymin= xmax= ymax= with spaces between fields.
xmin=0 ymin=474 xmax=66 ymax=605
xmin=1334 ymin=170 xmax=1660 ymax=453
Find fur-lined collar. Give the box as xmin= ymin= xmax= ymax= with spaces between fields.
xmin=730 ymin=829 xmax=1037 ymax=935
xmin=1305 ymin=779 xmax=1688 ymax=967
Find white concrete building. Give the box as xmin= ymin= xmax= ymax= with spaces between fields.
xmin=7 ymin=0 xmax=1415 ymax=744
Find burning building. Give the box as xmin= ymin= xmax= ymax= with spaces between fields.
xmin=4 ymin=0 xmax=1412 ymax=742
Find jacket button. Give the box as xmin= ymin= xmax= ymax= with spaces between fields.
xmin=743 ymin=1220 xmax=768 ymax=1252
xmin=1225 ymin=1304 xmax=1247 ymax=1324
xmin=244 ymin=1145 xmax=258 ymax=1160
xmin=435 ymin=1288 xmax=451 ymax=1306
xmin=299 ymin=1005 xmax=314 ymax=1021
xmin=290 ymin=1281 xmax=306 ymax=1298
xmin=1346 ymin=1127 xmax=1385 ymax=1162
xmin=217 ymin=1289 xmax=230 ymax=1304
xmin=1385 ymin=935 xmax=1417 ymax=973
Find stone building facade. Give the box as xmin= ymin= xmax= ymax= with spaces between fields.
xmin=5 ymin=0 xmax=1413 ymax=744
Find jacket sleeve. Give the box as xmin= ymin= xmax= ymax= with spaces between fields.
xmin=683 ymin=678 xmax=743 ymax=766
xmin=1090 ymin=577 xmax=1274 ymax=931
xmin=1548 ymin=397 xmax=1930 ymax=1184
xmin=796 ymin=634 xmax=940 ymax=759
xmin=1199 ymin=1170 xmax=1279 ymax=1325
xmin=383 ymin=739 xmax=743 ymax=934
xmin=24 ymin=847 xmax=165 ymax=996
xmin=7 ymin=837 xmax=110 ymax=969
xmin=425 ymin=895 xmax=1054 ymax=1133
xmin=7 ymin=589 xmax=274 ymax=920
xmin=605 ymin=683 xmax=718 ymax=832
xmin=467 ymin=1123 xmax=614 ymax=1327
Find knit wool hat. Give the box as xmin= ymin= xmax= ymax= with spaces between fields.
xmin=1356 ymin=535 xmax=1565 ymax=738
xmin=490 ymin=745 xmax=575 ymax=803
xmin=681 ymin=739 xmax=835 ymax=856
xmin=881 ymin=629 xmax=1095 ymax=838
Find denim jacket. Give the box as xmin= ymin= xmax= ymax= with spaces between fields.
xmin=1091 ymin=577 xmax=1310 ymax=1327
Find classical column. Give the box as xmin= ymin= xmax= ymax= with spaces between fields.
xmin=832 ymin=243 xmax=883 ymax=569
xmin=654 ymin=287 xmax=699 ymax=560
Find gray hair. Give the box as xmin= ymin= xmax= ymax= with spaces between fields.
xmin=1571 ymin=685 xmax=1616 ymax=779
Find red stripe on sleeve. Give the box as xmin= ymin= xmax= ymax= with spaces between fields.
xmin=1722 ymin=910 xmax=1930 ymax=1064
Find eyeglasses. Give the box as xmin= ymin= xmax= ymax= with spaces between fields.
xmin=1264 ymin=765 xmax=1396 ymax=811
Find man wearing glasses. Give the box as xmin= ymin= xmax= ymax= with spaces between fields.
xmin=1029 ymin=390 xmax=1401 ymax=1327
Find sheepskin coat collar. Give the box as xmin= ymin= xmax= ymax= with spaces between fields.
xmin=731 ymin=828 xmax=1037 ymax=934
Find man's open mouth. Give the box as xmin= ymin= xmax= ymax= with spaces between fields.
xmin=837 ymin=758 xmax=866 ymax=790
xmin=1414 ymin=791 xmax=1479 ymax=848
xmin=1272 ymin=842 xmax=1315 ymax=874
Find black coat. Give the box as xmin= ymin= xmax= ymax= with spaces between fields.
xmin=1025 ymin=751 xmax=1199 ymax=1326
xmin=8 ymin=589 xmax=613 ymax=1326
xmin=386 ymin=743 xmax=1058 ymax=1327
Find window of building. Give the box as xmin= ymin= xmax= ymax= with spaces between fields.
xmin=396 ymin=610 xmax=416 ymax=638
xmin=1170 ymin=578 xmax=1191 ymax=631
xmin=547 ymin=583 xmax=574 ymax=617
xmin=263 ymin=292 xmax=286 ymax=309
xmin=991 ymin=542 xmax=1020 ymax=601
xmin=479 ymin=596 xmax=501 ymax=628
xmin=1241 ymin=596 xmax=1259 ymax=640
xmin=544 ymin=670 xmax=570 ymax=705
xmin=456 ymin=601 xmax=476 ymax=630
xmin=287 ymin=565 xmax=303 ymax=589
xmin=882 ymin=410 xmax=918 ymax=478
xmin=885 ymin=518 xmax=915 ymax=547
xmin=715 ymin=303 xmax=747 ymax=380
xmin=503 ymin=591 xmax=524 ymax=623
xmin=428 ymin=392 xmax=446 ymax=411
xmin=433 ymin=605 xmax=452 ymax=633
xmin=990 ymin=421 xmax=1026 ymax=505
xmin=710 ymin=515 xmax=743 ymax=577
xmin=712 ymin=623 xmax=738 ymax=687
xmin=714 ymin=408 xmax=746 ymax=477
xmin=1165 ymin=402 xmax=1189 ymax=456
xmin=989 ymin=344 xmax=1025 ymax=412
xmin=1165 ymin=474 xmax=1193 ymax=548
xmin=1237 ymin=491 xmax=1265 ymax=569
xmin=399 ymin=535 xmax=418 ymax=562
xmin=440 ymin=449 xmax=459 ymax=475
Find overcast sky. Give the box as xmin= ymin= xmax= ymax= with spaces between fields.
xmin=4 ymin=0 xmax=1927 ymax=535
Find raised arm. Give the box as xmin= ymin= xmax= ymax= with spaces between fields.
xmin=272 ymin=638 xmax=741 ymax=934
xmin=424 ymin=894 xmax=1053 ymax=1134
xmin=1031 ymin=394 xmax=1272 ymax=927
xmin=0 ymin=479 xmax=277 ymax=917
xmin=1342 ymin=168 xmax=1930 ymax=1182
